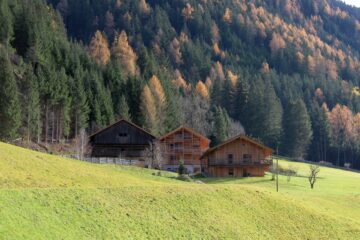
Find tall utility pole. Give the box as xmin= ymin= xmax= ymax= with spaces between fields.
xmin=276 ymin=157 xmax=279 ymax=192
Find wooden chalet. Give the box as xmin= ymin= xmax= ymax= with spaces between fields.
xmin=89 ymin=119 xmax=156 ymax=165
xmin=159 ymin=127 xmax=210 ymax=173
xmin=201 ymin=135 xmax=273 ymax=177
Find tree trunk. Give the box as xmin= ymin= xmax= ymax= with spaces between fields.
xmin=45 ymin=100 xmax=49 ymax=145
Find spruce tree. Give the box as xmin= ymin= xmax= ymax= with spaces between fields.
xmin=0 ymin=0 xmax=13 ymax=44
xmin=213 ymin=106 xmax=230 ymax=145
xmin=118 ymin=95 xmax=132 ymax=121
xmin=72 ymin=70 xmax=89 ymax=137
xmin=0 ymin=48 xmax=21 ymax=140
xmin=282 ymin=99 xmax=313 ymax=158
xmin=24 ymin=70 xmax=41 ymax=142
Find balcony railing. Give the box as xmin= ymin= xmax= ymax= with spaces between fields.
xmin=208 ymin=159 xmax=273 ymax=167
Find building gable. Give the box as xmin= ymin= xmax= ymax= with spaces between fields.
xmin=90 ymin=120 xmax=155 ymax=146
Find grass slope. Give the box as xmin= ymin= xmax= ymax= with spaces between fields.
xmin=0 ymin=142 xmax=359 ymax=239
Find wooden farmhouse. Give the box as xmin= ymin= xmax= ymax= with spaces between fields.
xmin=159 ymin=127 xmax=210 ymax=174
xmin=201 ymin=135 xmax=273 ymax=177
xmin=89 ymin=119 xmax=155 ymax=165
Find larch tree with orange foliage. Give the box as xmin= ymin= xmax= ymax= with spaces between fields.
xmin=223 ymin=8 xmax=232 ymax=23
xmin=269 ymin=33 xmax=286 ymax=58
xmin=328 ymin=104 xmax=355 ymax=165
xmin=195 ymin=81 xmax=209 ymax=101
xmin=139 ymin=0 xmax=150 ymax=14
xmin=111 ymin=31 xmax=139 ymax=77
xmin=149 ymin=75 xmax=166 ymax=135
xmin=88 ymin=31 xmax=110 ymax=66
xmin=182 ymin=3 xmax=194 ymax=21
xmin=140 ymin=85 xmax=158 ymax=135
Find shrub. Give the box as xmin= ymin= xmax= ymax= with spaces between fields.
xmin=177 ymin=174 xmax=193 ymax=182
xmin=192 ymin=172 xmax=206 ymax=179
xmin=178 ymin=161 xmax=186 ymax=175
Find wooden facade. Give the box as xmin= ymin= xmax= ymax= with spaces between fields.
xmin=89 ymin=119 xmax=155 ymax=165
xmin=159 ymin=127 xmax=210 ymax=173
xmin=201 ymin=135 xmax=273 ymax=177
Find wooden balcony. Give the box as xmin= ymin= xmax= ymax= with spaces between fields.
xmin=208 ymin=159 xmax=272 ymax=167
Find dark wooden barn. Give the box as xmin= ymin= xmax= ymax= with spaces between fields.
xmin=89 ymin=119 xmax=155 ymax=164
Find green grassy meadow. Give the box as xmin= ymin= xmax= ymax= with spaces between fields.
xmin=0 ymin=142 xmax=359 ymax=239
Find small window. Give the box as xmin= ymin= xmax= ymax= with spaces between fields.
xmin=229 ymin=168 xmax=234 ymax=176
xmin=184 ymin=132 xmax=191 ymax=139
xmin=243 ymin=154 xmax=252 ymax=162
xmin=118 ymin=133 xmax=128 ymax=137
xmin=228 ymin=154 xmax=233 ymax=164
xmin=169 ymin=144 xmax=174 ymax=149
xmin=170 ymin=155 xmax=176 ymax=161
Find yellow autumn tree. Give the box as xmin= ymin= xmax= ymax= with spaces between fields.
xmin=307 ymin=55 xmax=316 ymax=76
xmin=111 ymin=31 xmax=139 ymax=76
xmin=269 ymin=33 xmax=286 ymax=57
xmin=148 ymin=75 xmax=167 ymax=135
xmin=182 ymin=3 xmax=194 ymax=21
xmin=169 ymin=38 xmax=182 ymax=65
xmin=260 ymin=62 xmax=270 ymax=74
xmin=195 ymin=81 xmax=209 ymax=101
xmin=223 ymin=8 xmax=232 ymax=23
xmin=149 ymin=75 xmax=166 ymax=108
xmin=326 ymin=59 xmax=338 ymax=80
xmin=140 ymin=85 xmax=158 ymax=134
xmin=88 ymin=30 xmax=110 ymax=66
xmin=139 ymin=0 xmax=150 ymax=14
xmin=227 ymin=70 xmax=238 ymax=87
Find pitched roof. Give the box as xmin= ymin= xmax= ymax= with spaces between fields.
xmin=89 ymin=119 xmax=156 ymax=140
xmin=159 ymin=126 xmax=210 ymax=143
xmin=202 ymin=134 xmax=273 ymax=157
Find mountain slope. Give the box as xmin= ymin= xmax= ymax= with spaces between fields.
xmin=0 ymin=142 xmax=359 ymax=239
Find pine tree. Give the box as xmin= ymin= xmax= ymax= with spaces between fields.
xmin=261 ymin=81 xmax=283 ymax=147
xmin=118 ymin=95 xmax=131 ymax=121
xmin=72 ymin=70 xmax=89 ymax=137
xmin=23 ymin=69 xmax=41 ymax=143
xmin=282 ymin=99 xmax=313 ymax=158
xmin=213 ymin=106 xmax=230 ymax=145
xmin=0 ymin=48 xmax=21 ymax=140
xmin=0 ymin=0 xmax=13 ymax=44
xmin=234 ymin=75 xmax=249 ymax=123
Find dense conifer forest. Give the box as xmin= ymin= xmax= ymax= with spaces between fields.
xmin=1 ymin=0 xmax=360 ymax=169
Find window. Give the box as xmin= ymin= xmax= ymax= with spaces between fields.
xmin=169 ymin=144 xmax=174 ymax=149
xmin=118 ymin=133 xmax=128 ymax=137
xmin=228 ymin=154 xmax=233 ymax=164
xmin=229 ymin=168 xmax=234 ymax=176
xmin=243 ymin=154 xmax=252 ymax=162
xmin=184 ymin=132 xmax=191 ymax=139
xmin=193 ymin=144 xmax=200 ymax=148
xmin=170 ymin=155 xmax=176 ymax=161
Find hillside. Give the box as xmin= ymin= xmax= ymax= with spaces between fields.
xmin=0 ymin=142 xmax=360 ymax=239
xmin=0 ymin=0 xmax=360 ymax=169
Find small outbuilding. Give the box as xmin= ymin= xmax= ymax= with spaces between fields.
xmin=89 ymin=119 xmax=156 ymax=165
xmin=201 ymin=135 xmax=273 ymax=177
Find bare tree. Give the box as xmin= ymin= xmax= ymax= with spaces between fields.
xmin=286 ymin=165 xmax=297 ymax=183
xmin=144 ymin=141 xmax=163 ymax=170
xmin=308 ymin=165 xmax=320 ymax=189
xmin=76 ymin=129 xmax=88 ymax=160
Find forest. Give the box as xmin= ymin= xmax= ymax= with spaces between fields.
xmin=0 ymin=0 xmax=360 ymax=169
